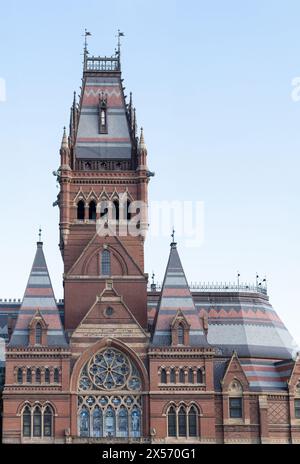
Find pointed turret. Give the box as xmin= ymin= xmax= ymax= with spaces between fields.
xmin=9 ymin=239 xmax=67 ymax=347
xmin=152 ymin=241 xmax=209 ymax=346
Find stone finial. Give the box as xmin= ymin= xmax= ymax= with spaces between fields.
xmin=139 ymin=127 xmax=147 ymax=151
xmin=61 ymin=126 xmax=68 ymax=150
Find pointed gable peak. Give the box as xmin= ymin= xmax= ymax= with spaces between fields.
xmin=8 ymin=238 xmax=67 ymax=348
xmin=152 ymin=242 xmax=209 ymax=347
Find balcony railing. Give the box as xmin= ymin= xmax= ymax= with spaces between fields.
xmin=85 ymin=56 xmax=120 ymax=72
xmin=148 ymin=281 xmax=268 ymax=295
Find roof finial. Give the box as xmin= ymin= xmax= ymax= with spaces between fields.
xmin=116 ymin=29 xmax=125 ymax=65
xmin=83 ymin=29 xmax=92 ymax=68
xmin=171 ymin=228 xmax=177 ymax=247
xmin=38 ymin=227 xmax=42 ymax=244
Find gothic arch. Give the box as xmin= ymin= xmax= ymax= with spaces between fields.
xmin=70 ymin=338 xmax=149 ymax=393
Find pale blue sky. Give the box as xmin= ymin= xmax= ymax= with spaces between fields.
xmin=0 ymin=1 xmax=299 ymax=345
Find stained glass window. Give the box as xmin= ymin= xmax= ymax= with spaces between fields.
xmin=77 ymin=348 xmax=142 ymax=438
xmin=92 ymin=407 xmax=102 ymax=437
xmin=79 ymin=407 xmax=90 ymax=437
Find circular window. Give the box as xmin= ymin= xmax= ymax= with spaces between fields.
xmin=105 ymin=306 xmax=114 ymax=317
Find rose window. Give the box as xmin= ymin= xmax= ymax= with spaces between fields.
xmin=78 ymin=348 xmax=142 ymax=392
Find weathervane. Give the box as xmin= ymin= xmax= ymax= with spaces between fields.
xmin=38 ymin=227 xmax=42 ymax=242
xmin=116 ymin=30 xmax=125 ymax=64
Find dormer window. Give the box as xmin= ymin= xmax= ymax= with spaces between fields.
xmin=99 ymin=93 xmax=108 ymax=134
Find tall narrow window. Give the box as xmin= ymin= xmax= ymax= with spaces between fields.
xmin=43 ymin=406 xmax=53 ymax=437
xmin=100 ymin=109 xmax=106 ymax=127
xmin=89 ymin=201 xmax=96 ymax=220
xmin=161 ymin=368 xmax=167 ymax=384
xmin=168 ymin=406 xmax=176 ymax=437
xmin=33 ymin=407 xmax=42 ymax=437
xmin=179 ymin=368 xmax=185 ymax=383
xmin=35 ymin=368 xmax=41 ymax=384
xmin=178 ymin=324 xmax=184 ymax=345
xmin=188 ymin=406 xmax=197 ymax=437
xmin=23 ymin=406 xmax=31 ymax=437
xmin=17 ymin=367 xmax=23 ymax=384
xmin=118 ymin=407 xmax=128 ymax=437
xmin=104 ymin=406 xmax=115 ymax=437
xmin=54 ymin=368 xmax=59 ymax=383
xmin=178 ymin=406 xmax=187 ymax=437
xmin=45 ymin=368 xmax=50 ymax=384
xmin=188 ymin=368 xmax=194 ymax=383
xmin=229 ymin=398 xmax=243 ymax=418
xmin=101 ymin=249 xmax=111 ymax=275
xmin=79 ymin=406 xmax=90 ymax=437
xmin=77 ymin=200 xmax=85 ymax=220
xmin=35 ymin=323 xmax=42 ymax=345
xmin=99 ymin=102 xmax=108 ymax=134
xmin=93 ymin=406 xmax=102 ymax=437
xmin=295 ymin=399 xmax=300 ymax=419
xmin=26 ymin=368 xmax=32 ymax=383
xmin=131 ymin=407 xmax=141 ymax=438
xmin=197 ymin=368 xmax=203 ymax=384
xmin=170 ymin=368 xmax=176 ymax=384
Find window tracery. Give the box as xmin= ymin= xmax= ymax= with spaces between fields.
xmin=77 ymin=347 xmax=142 ymax=438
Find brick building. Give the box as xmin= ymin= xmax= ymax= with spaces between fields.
xmin=0 ymin=43 xmax=300 ymax=444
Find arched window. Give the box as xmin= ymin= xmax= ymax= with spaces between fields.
xmin=118 ymin=406 xmax=128 ymax=437
xmin=45 ymin=368 xmax=50 ymax=384
xmin=131 ymin=407 xmax=141 ymax=437
xmin=101 ymin=249 xmax=111 ymax=275
xmin=170 ymin=368 xmax=176 ymax=384
xmin=77 ymin=200 xmax=85 ymax=220
xmin=93 ymin=406 xmax=102 ymax=437
xmin=26 ymin=368 xmax=32 ymax=383
xmin=179 ymin=368 xmax=185 ymax=383
xmin=54 ymin=368 xmax=59 ymax=383
xmin=100 ymin=109 xmax=106 ymax=127
xmin=22 ymin=406 xmax=31 ymax=437
xmin=79 ymin=406 xmax=90 ymax=437
xmin=17 ymin=367 xmax=23 ymax=384
xmin=89 ymin=201 xmax=96 ymax=220
xmin=197 ymin=368 xmax=203 ymax=384
xmin=35 ymin=323 xmax=42 ymax=345
xmin=188 ymin=368 xmax=194 ymax=383
xmin=168 ymin=406 xmax=176 ymax=437
xmin=178 ymin=406 xmax=187 ymax=437
xmin=113 ymin=200 xmax=119 ymax=221
xmin=43 ymin=406 xmax=53 ymax=437
xmin=104 ymin=406 xmax=115 ymax=437
xmin=161 ymin=368 xmax=167 ymax=384
xmin=35 ymin=368 xmax=41 ymax=384
xmin=188 ymin=406 xmax=197 ymax=437
xmin=33 ymin=407 xmax=42 ymax=437
xmin=178 ymin=324 xmax=184 ymax=345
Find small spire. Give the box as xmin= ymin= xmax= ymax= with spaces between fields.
xmin=139 ymin=127 xmax=146 ymax=150
xmin=61 ymin=126 xmax=68 ymax=150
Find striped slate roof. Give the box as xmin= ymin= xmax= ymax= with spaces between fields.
xmin=75 ymin=75 xmax=132 ymax=159
xmin=152 ymin=243 xmax=209 ymax=346
xmin=240 ymin=359 xmax=294 ymax=391
xmin=8 ymin=242 xmax=67 ymax=347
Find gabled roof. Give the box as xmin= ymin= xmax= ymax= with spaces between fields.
xmin=151 ymin=242 xmax=209 ymax=347
xmin=8 ymin=241 xmax=67 ymax=347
